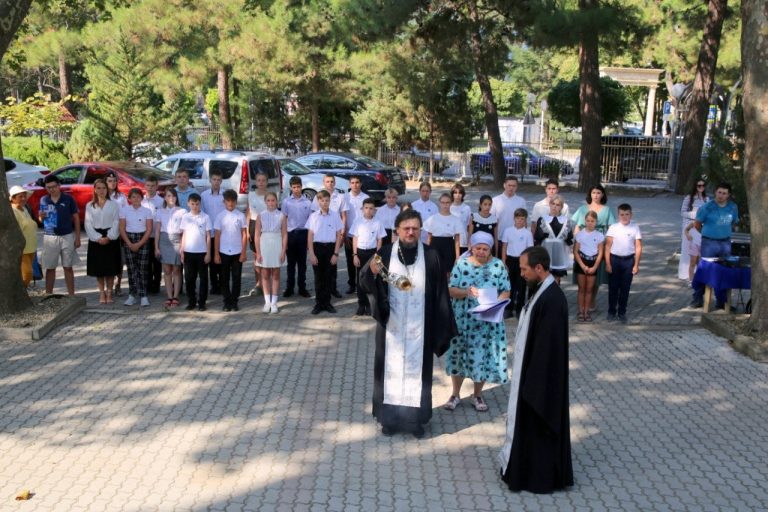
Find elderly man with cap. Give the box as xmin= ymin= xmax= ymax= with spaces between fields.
xmin=9 ymin=185 xmax=39 ymax=287
xmin=442 ymin=231 xmax=511 ymax=413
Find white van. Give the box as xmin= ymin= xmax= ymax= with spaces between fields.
xmin=153 ymin=151 xmax=282 ymax=211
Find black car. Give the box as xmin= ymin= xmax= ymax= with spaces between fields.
xmin=295 ymin=152 xmax=406 ymax=202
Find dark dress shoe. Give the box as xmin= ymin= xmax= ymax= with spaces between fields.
xmin=299 ymin=289 xmax=312 ymax=298
xmin=363 ymin=306 xmax=371 ymax=316
xmin=412 ymin=426 xmax=426 ymax=439
xmin=331 ymin=289 xmax=342 ymax=299
xmin=222 ymin=306 xmax=231 ymax=312
xmin=198 ymin=304 xmax=207 ymax=312
xmin=185 ymin=303 xmax=196 ymax=311
xmin=232 ymin=304 xmax=239 ymax=311
xmin=345 ymin=286 xmax=356 ymax=294
xmin=355 ymin=307 xmax=365 ymax=316
xmin=283 ymin=289 xmax=294 ymax=298
xmin=325 ymin=304 xmax=337 ymax=313
xmin=381 ymin=425 xmax=395 ymax=437
xmin=210 ymin=288 xmax=221 ymax=295
xmin=311 ymin=305 xmax=323 ymax=315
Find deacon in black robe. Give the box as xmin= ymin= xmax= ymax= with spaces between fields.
xmin=499 ymin=246 xmax=573 ymax=493
xmin=359 ymin=234 xmax=456 ymax=438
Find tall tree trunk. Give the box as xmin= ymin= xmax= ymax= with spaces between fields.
xmin=578 ymin=0 xmax=603 ymax=192
xmin=217 ymin=66 xmax=232 ymax=150
xmin=468 ymin=2 xmax=505 ymax=188
xmin=674 ymin=0 xmax=727 ymax=194
xmin=58 ymin=52 xmax=74 ymax=114
xmin=232 ymin=77 xmax=240 ymax=148
xmin=0 ymin=0 xmax=35 ymax=314
xmin=740 ymin=0 xmax=768 ymax=332
xmin=310 ymin=99 xmax=320 ymax=152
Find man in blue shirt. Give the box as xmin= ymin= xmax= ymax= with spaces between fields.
xmin=690 ymin=182 xmax=739 ymax=308
xmin=38 ymin=175 xmax=81 ymax=295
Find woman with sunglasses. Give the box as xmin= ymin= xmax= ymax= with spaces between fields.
xmin=678 ymin=178 xmax=709 ymax=282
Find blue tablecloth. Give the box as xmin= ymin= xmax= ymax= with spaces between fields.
xmin=692 ymin=259 xmax=751 ymax=291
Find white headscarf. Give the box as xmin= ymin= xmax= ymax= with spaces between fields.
xmin=460 ymin=231 xmax=494 ymax=259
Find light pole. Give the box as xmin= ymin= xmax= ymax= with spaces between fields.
xmin=667 ymin=83 xmax=690 ymax=190
xmin=539 ymin=99 xmax=548 ymax=151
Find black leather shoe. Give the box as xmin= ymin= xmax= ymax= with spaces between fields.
xmin=412 ymin=426 xmax=426 ymax=439
xmin=185 ymin=303 xmax=196 ymax=311
xmin=222 ymin=305 xmax=231 ymax=312
xmin=345 ymin=286 xmax=356 ymax=294
xmin=381 ymin=426 xmax=395 ymax=437
xmin=311 ymin=305 xmax=323 ymax=315
xmin=198 ymin=304 xmax=207 ymax=311
xmin=232 ymin=304 xmax=239 ymax=311
xmin=210 ymin=288 xmax=221 ymax=295
xmin=283 ymin=289 xmax=294 ymax=298
xmin=355 ymin=307 xmax=365 ymax=316
xmin=299 ymin=289 xmax=312 ymax=298
xmin=325 ymin=304 xmax=337 ymax=313
xmin=363 ymin=306 xmax=371 ymax=316
xmin=331 ymin=289 xmax=342 ymax=299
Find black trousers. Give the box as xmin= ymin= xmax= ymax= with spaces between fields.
xmin=344 ymin=236 xmax=356 ymax=288
xmin=286 ymin=229 xmax=308 ymax=292
xmin=506 ymin=255 xmax=526 ymax=313
xmin=608 ymin=254 xmax=635 ymax=316
xmin=209 ymin=235 xmax=221 ymax=292
xmin=382 ymin=229 xmax=393 ymax=248
xmin=220 ymin=253 xmax=243 ymax=307
xmin=312 ymin=242 xmax=335 ymax=306
xmin=356 ymin=248 xmax=376 ymax=308
xmin=148 ymin=238 xmax=162 ymax=293
xmin=184 ymin=252 xmax=208 ymax=306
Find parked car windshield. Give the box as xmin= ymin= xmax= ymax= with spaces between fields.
xmin=352 ymin=155 xmax=388 ymax=168
xmin=209 ymin=160 xmax=238 ymax=179
xmin=279 ymin=159 xmax=313 ymax=175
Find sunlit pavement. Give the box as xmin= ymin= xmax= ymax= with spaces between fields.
xmin=2 ymin=186 xmax=766 ymax=511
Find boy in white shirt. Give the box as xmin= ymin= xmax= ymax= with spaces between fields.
xmin=605 ymin=203 xmax=643 ymax=324
xmin=374 ymin=187 xmax=400 ymax=246
xmin=501 ymin=208 xmax=534 ymax=318
xmin=412 ymin=181 xmax=438 ymax=243
xmin=202 ymin=169 xmax=226 ymax=295
xmin=180 ymin=193 xmax=212 ymax=311
xmin=306 ymin=190 xmax=344 ymax=314
xmin=351 ymin=198 xmax=386 ymax=316
xmin=214 ymin=190 xmax=247 ymax=312
xmin=142 ymin=176 xmax=164 ymax=294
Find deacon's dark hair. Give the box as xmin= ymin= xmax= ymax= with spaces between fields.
xmin=617 ymin=203 xmax=632 ymax=213
xmin=289 ymin=176 xmax=302 ymax=186
xmin=586 ymin=184 xmax=608 ymax=205
xmin=522 ymin=246 xmax=550 ymax=271
xmin=395 ymin=208 xmax=422 ymax=228
xmin=362 ymin=197 xmax=376 ymax=207
xmin=223 ymin=189 xmax=238 ymax=202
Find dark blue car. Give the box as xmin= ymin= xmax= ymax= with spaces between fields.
xmin=470 ymin=145 xmax=574 ymax=176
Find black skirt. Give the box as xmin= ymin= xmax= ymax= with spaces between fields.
xmin=87 ymin=229 xmax=122 ymax=277
xmin=430 ymin=236 xmax=457 ymax=274
xmin=573 ymin=252 xmax=598 ymax=276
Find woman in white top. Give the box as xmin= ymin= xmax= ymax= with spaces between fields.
xmin=533 ymin=195 xmax=574 ymax=283
xmin=254 ymin=192 xmax=287 ymax=313
xmin=106 ymin=172 xmax=127 ymax=295
xmin=678 ymin=178 xmax=708 ymax=281
xmin=85 ymin=178 xmax=121 ymax=304
xmin=154 ymin=187 xmax=185 ymax=307
xmin=450 ymin=183 xmax=472 ymax=253
xmin=247 ymin=172 xmax=269 ymax=293
xmin=424 ymin=193 xmax=463 ymax=275
xmin=119 ymin=188 xmax=153 ymax=306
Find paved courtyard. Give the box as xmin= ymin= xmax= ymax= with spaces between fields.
xmin=1 ymin=185 xmax=766 ymax=511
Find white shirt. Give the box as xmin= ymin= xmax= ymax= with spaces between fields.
xmin=606 ymin=222 xmax=642 ymax=256
xmin=501 ymin=226 xmax=534 ymax=257
xmin=491 ymin=192 xmax=527 ymax=236
xmin=85 ymin=200 xmax=120 ymax=242
xmin=450 ymin=203 xmax=472 ymax=247
xmin=306 ymin=210 xmax=343 ymax=243
xmin=214 ymin=209 xmax=246 ymax=255
xmin=201 ymin=189 xmax=227 ymax=234
xmin=120 ymin=204 xmax=153 ymax=233
xmin=155 ymin=207 xmax=184 ymax=235
xmin=180 ymin=212 xmax=212 ymax=253
xmin=248 ymin=191 xmax=267 ymax=217
xmin=424 ymin=213 xmax=463 ymax=237
xmin=531 ymin=196 xmax=569 ymax=227
xmin=345 ymin=191 xmax=370 ymax=234
xmin=374 ymin=204 xmax=400 ymax=230
xmin=110 ymin=191 xmax=127 ymax=208
xmin=574 ymin=229 xmax=605 ymax=258
xmin=412 ymin=199 xmax=438 ymax=242
xmin=258 ymin=209 xmax=285 ymax=234
xmin=311 ymin=190 xmax=349 ymax=214
xmin=351 ymin=217 xmax=386 ymax=250
xmin=142 ymin=194 xmax=164 ymax=216
xmin=282 ymin=195 xmax=313 ymax=232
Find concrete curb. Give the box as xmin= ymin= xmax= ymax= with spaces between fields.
xmin=701 ymin=312 xmax=768 ymax=362
xmin=0 ymin=296 xmax=87 ymax=342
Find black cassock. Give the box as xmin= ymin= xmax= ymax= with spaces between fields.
xmin=500 ymin=280 xmax=573 ymax=494
xmin=359 ymin=242 xmax=457 ymax=434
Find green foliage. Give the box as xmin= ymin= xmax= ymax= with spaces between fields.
xmin=547 ymin=76 xmax=631 ymax=128
xmin=0 ymin=93 xmax=76 ymax=136
xmin=468 ymin=79 xmax=524 ymax=126
xmin=1 ymin=136 xmax=69 ymax=169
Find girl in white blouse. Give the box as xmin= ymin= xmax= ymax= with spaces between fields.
xmin=85 ymin=179 xmax=121 ymax=304
xmin=254 ymin=192 xmax=287 ymax=313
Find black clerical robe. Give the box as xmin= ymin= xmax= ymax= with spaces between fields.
xmin=359 ymin=242 xmax=457 ymax=433
xmin=500 ymin=277 xmax=573 ymax=493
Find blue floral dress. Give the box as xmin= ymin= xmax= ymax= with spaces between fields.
xmin=445 ymin=257 xmax=511 ymax=383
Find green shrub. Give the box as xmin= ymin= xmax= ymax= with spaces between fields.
xmin=1 ymin=136 xmax=70 ymax=169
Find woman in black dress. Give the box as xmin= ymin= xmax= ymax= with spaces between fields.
xmin=84 ymin=179 xmax=122 ymax=304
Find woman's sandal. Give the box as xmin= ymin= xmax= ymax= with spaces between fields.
xmin=472 ymin=395 xmax=488 ymax=412
xmin=170 ymin=298 xmax=180 ymax=307
xmin=577 ymin=312 xmax=586 ymax=322
xmin=584 ymin=313 xmax=593 ymax=322
xmin=163 ymin=298 xmax=173 ymax=308
xmin=99 ymin=292 xmax=107 ymax=304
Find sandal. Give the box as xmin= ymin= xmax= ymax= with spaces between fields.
xmin=584 ymin=313 xmax=593 ymax=322
xmin=443 ymin=395 xmax=460 ymax=411
xmin=105 ymin=292 xmax=114 ymax=304
xmin=170 ymin=298 xmax=180 ymax=307
xmin=472 ymin=395 xmax=488 ymax=412
xmin=99 ymin=291 xmax=107 ymax=304
xmin=577 ymin=312 xmax=586 ymax=322
xmin=163 ymin=299 xmax=173 ymax=307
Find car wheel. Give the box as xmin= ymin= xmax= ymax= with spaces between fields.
xmin=302 ymin=188 xmax=317 ymax=201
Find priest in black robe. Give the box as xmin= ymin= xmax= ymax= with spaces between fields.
xmin=499 ymin=245 xmax=573 ymax=493
xmin=359 ymin=209 xmax=457 ymax=438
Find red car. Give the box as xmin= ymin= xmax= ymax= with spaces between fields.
xmin=26 ymin=161 xmax=176 ymax=220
